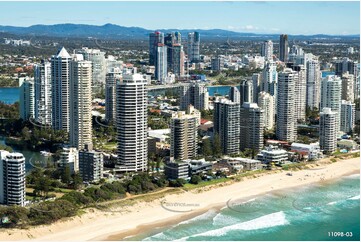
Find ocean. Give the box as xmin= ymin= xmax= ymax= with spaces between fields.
xmin=126 ymin=174 xmax=360 ymax=241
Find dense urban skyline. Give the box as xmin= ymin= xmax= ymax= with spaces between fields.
xmin=0 ymin=2 xmax=359 ymax=238
xmin=0 ymin=1 xmax=359 ymax=35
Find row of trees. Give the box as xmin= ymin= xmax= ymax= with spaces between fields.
xmin=27 ymin=168 xmax=83 ymax=199
xmin=2 ymin=172 xmax=168 ymax=228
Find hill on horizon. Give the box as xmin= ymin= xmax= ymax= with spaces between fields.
xmin=0 ymin=23 xmax=359 ymax=40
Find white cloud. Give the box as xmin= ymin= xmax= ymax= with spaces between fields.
xmin=236 ymin=25 xmax=259 ymax=31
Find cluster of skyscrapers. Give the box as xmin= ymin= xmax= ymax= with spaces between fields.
xmin=259 ymin=35 xmax=359 ymax=153
xmin=8 ymin=32 xmax=359 ymax=207
xmin=149 ymin=31 xmax=200 ymax=83
xmin=18 ymin=47 xmax=120 ymax=183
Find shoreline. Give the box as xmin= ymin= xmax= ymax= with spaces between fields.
xmin=0 ymin=156 xmax=359 ymax=241
xmin=103 ymin=170 xmax=359 ymax=241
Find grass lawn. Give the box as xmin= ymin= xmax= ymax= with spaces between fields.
xmin=26 ymin=187 xmax=70 ymax=199
xmin=102 ymin=142 xmax=117 ymax=149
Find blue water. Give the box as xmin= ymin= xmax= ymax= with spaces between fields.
xmin=0 ymin=136 xmax=51 ymax=173
xmin=0 ymin=87 xmax=19 ymax=104
xmin=207 ymin=86 xmax=234 ymax=96
xmin=126 ymin=175 xmax=360 ymax=241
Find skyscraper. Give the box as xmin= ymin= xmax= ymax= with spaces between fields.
xmin=105 ymin=67 xmax=121 ymax=123
xmin=319 ymin=108 xmax=337 ymax=154
xmin=155 ymin=44 xmax=168 ymax=83
xmin=170 ymin=111 xmax=198 ymax=160
xmin=258 ymin=91 xmax=275 ymax=130
xmin=51 ymin=47 xmax=72 ymax=131
xmin=229 ymin=86 xmax=241 ymax=104
xmin=213 ymin=98 xmax=240 ymax=155
xmin=77 ymin=47 xmax=106 ymax=88
xmin=340 ymin=100 xmax=356 ymax=134
xmin=0 ymin=151 xmax=26 ymax=207
xmin=174 ymin=31 xmax=182 ymax=44
xmin=171 ymin=44 xmax=185 ymax=77
xmin=187 ymin=32 xmax=200 ymax=63
xmin=69 ymin=57 xmax=93 ymax=150
xmin=261 ymin=40 xmax=273 ymax=61
xmin=149 ymin=31 xmax=164 ymax=66
xmin=116 ymin=73 xmax=148 ymax=172
xmin=34 ymin=61 xmax=52 ymax=126
xmin=288 ymin=63 xmax=307 ymax=121
xmin=334 ymin=57 xmax=358 ymax=77
xmin=261 ymin=61 xmax=278 ymax=98
xmin=240 ymin=103 xmax=264 ymax=153
xmin=306 ymin=59 xmax=321 ymax=109
xmin=19 ymin=77 xmax=34 ymax=121
xmin=279 ymin=34 xmax=289 ymax=62
xmin=341 ymin=72 xmax=355 ymax=102
xmin=180 ymin=82 xmax=209 ymax=111
xmin=165 ymin=32 xmax=175 ymax=71
xmin=252 ymin=73 xmax=261 ymax=103
xmin=277 ymin=68 xmax=297 ymax=142
xmin=321 ymin=75 xmax=342 ymax=131
xmin=240 ymin=79 xmax=253 ymax=106
xmin=164 ymin=32 xmax=184 ymax=77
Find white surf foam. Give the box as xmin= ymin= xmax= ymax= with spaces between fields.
xmin=327 ymin=201 xmax=337 ymax=205
xmin=144 ymin=232 xmax=169 ymax=241
xmin=347 ymin=195 xmax=360 ymax=200
xmin=178 ymin=209 xmax=217 ymax=225
xmin=212 ymin=213 xmax=240 ymax=226
xmin=185 ymin=211 xmax=289 ymax=238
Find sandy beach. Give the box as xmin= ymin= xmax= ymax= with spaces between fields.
xmin=0 ymin=157 xmax=359 ymax=241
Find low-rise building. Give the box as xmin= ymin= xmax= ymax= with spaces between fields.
xmin=290 ymin=142 xmax=322 ymax=160
xmin=337 ymin=139 xmax=358 ymax=151
xmin=256 ymin=146 xmax=288 ymax=164
xmin=186 ymin=159 xmax=213 ymax=175
xmin=79 ymin=144 xmax=103 ymax=182
xmin=164 ymin=162 xmax=190 ymax=180
xmin=222 ymin=157 xmax=261 ymax=171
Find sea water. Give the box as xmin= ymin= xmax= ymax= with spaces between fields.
xmin=126 ymin=174 xmax=360 ymax=241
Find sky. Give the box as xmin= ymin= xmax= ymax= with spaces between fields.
xmin=0 ymin=1 xmax=359 ymax=35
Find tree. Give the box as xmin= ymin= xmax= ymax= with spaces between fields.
xmin=243 ymin=148 xmax=254 ymax=158
xmin=0 ymin=144 xmax=13 ymax=152
xmin=21 ymin=127 xmax=31 ymax=141
xmin=61 ymin=166 xmax=71 ymax=185
xmin=213 ymin=133 xmax=222 ymax=157
xmin=72 ymin=172 xmax=83 ymax=190
xmin=190 ymin=175 xmax=202 ymax=185
xmin=169 ymin=178 xmax=186 ymax=187
xmin=202 ymin=138 xmax=212 ymax=157
xmin=34 ymin=175 xmax=51 ymax=198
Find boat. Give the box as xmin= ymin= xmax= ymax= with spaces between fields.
xmin=40 ymin=151 xmax=52 ymax=156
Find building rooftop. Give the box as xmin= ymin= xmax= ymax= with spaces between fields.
xmin=56 ymin=47 xmax=71 ymax=58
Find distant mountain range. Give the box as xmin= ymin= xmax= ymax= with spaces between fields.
xmin=0 ymin=23 xmax=359 ymax=40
